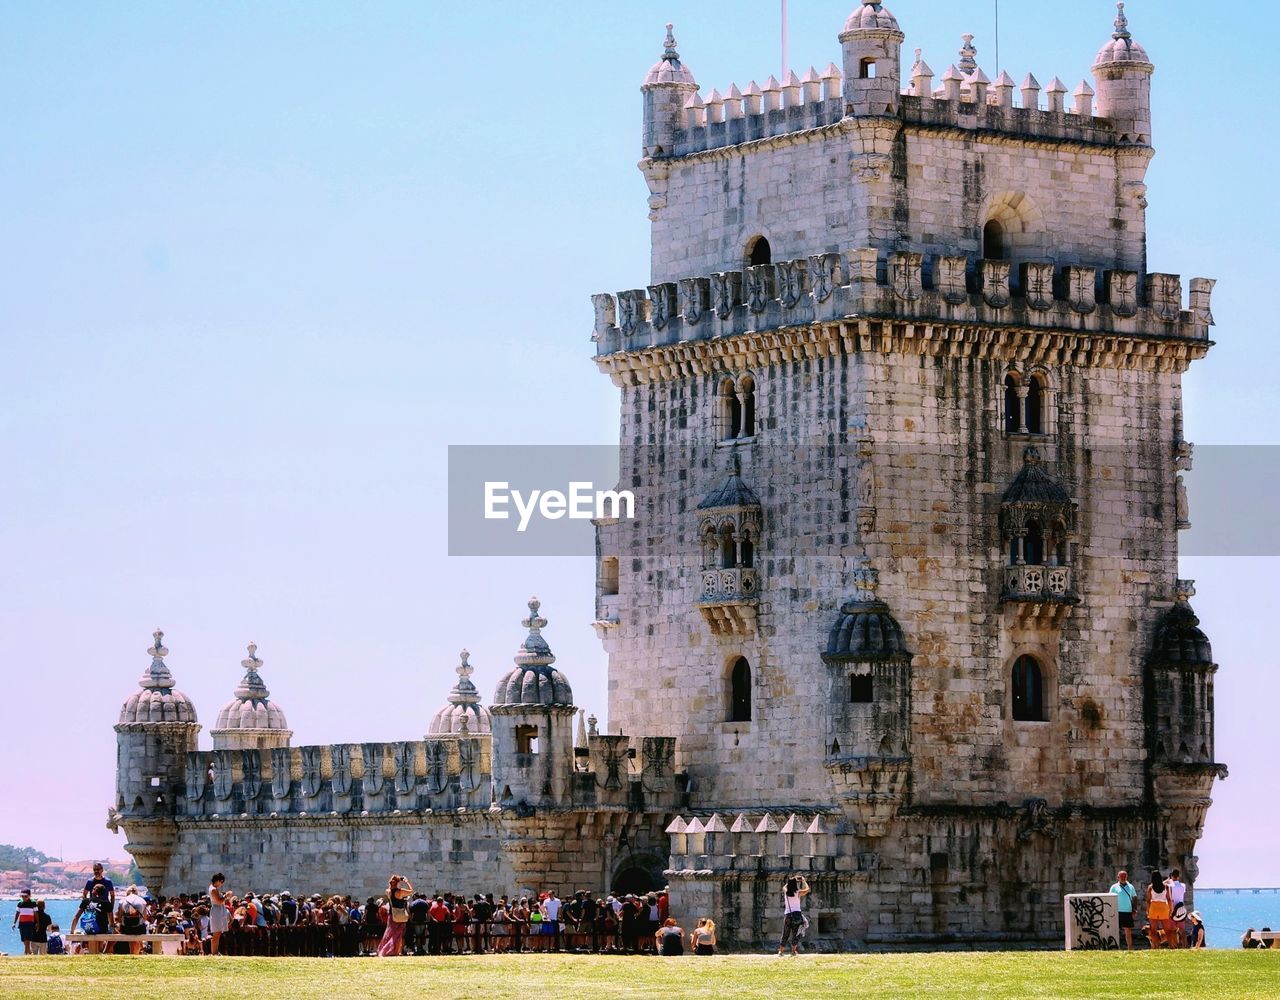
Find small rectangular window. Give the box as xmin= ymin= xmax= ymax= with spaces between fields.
xmin=817 ymin=912 xmax=839 ymax=935
xmin=601 ymin=557 xmax=619 ymax=597
xmin=860 ymin=58 xmax=877 ymax=79
xmin=850 ymin=674 xmax=874 ymax=703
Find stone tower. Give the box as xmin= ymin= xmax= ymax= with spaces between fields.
xmin=592 ymin=2 xmax=1223 ymax=949
xmin=111 ymin=630 xmax=200 ymax=892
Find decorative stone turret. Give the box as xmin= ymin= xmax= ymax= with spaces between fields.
xmin=1000 ymin=447 xmax=1079 ymax=610
xmin=1092 ymin=2 xmax=1154 ymax=145
xmin=642 ymin=24 xmax=699 ymax=158
xmin=840 ymin=2 xmax=905 ymax=116
xmin=490 ymin=598 xmax=576 ymax=811
xmin=210 ymin=643 xmax=293 ymax=751
xmin=429 ymin=649 xmax=493 ymax=737
xmin=1148 ymin=580 xmax=1228 ymax=900
xmin=821 ymin=565 xmax=911 ymax=837
xmin=111 ymin=630 xmax=201 ymax=894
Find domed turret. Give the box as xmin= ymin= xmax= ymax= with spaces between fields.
xmin=641 ymin=23 xmax=699 ymax=158
xmin=1092 ymin=2 xmax=1154 ymax=144
xmin=839 ymin=2 xmax=905 ymax=115
xmin=112 ymin=630 xmax=201 ymax=895
xmin=429 ymin=649 xmax=493 ymax=736
xmin=210 ymin=643 xmax=293 ymax=751
xmin=1148 ymin=581 xmax=1219 ymax=766
xmin=490 ymin=598 xmax=576 ymax=810
xmin=493 ymin=598 xmax=574 ymax=707
xmin=118 ymin=629 xmax=199 ymax=726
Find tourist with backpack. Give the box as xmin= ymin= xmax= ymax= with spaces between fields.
xmin=117 ymin=884 xmax=150 ymax=954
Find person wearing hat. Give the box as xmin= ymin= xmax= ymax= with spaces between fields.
xmin=1188 ymin=910 xmax=1207 ymax=948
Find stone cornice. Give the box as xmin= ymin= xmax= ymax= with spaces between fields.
xmin=595 ymin=318 xmax=1210 ymax=386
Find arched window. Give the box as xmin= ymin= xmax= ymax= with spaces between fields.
xmin=719 ymin=378 xmax=742 ymax=440
xmin=720 ymin=524 xmax=737 ymax=570
xmin=748 ymin=236 xmax=772 ymax=267
xmin=983 ymin=219 xmax=1007 ymax=261
xmin=1026 ymin=374 xmax=1044 ymax=435
xmin=1011 ymin=656 xmax=1045 ymax=722
xmin=739 ymin=375 xmax=756 ymax=437
xmin=1003 ymin=374 xmax=1020 ymax=434
xmin=730 ymin=657 xmax=752 ymax=722
xmin=740 ymin=531 xmax=755 ymax=569
xmin=1024 ymin=521 xmax=1044 ymax=566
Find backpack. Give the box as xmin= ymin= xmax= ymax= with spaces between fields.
xmin=47 ymin=933 xmax=65 ymax=955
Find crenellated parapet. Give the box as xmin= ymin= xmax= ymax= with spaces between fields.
xmin=182 ymin=737 xmax=494 ymax=819
xmin=664 ymin=811 xmax=869 ymax=878
xmin=592 ymin=250 xmax=1215 ymax=380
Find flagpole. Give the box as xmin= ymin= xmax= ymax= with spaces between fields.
xmin=781 ymin=0 xmax=789 ymax=79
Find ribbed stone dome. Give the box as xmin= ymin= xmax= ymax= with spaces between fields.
xmin=117 ymin=630 xmax=199 ymax=725
xmin=1150 ymin=598 xmax=1214 ymax=666
xmin=644 ymin=24 xmax=697 ymax=87
xmin=824 ymin=600 xmax=909 ymax=660
xmin=211 ymin=643 xmax=291 ymax=733
xmin=1002 ymin=447 xmax=1072 ymax=506
xmin=429 ymin=649 xmax=493 ymax=735
xmin=1094 ymin=3 xmax=1151 ymax=67
xmin=842 ymin=1 xmax=901 ymax=34
xmin=492 ymin=598 xmax=574 ymax=707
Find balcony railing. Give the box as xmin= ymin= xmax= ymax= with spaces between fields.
xmin=1003 ymin=564 xmax=1074 ymax=602
xmin=699 ymin=567 xmax=759 ymax=603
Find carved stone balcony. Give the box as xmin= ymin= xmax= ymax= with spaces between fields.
xmin=1002 ymin=565 xmax=1078 ymax=619
xmin=696 ymin=568 xmax=759 ymax=636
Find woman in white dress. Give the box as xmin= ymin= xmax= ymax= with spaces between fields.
xmin=208 ymin=873 xmax=231 ymax=955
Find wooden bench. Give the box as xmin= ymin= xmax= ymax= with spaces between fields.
xmin=66 ymin=933 xmax=186 ymax=955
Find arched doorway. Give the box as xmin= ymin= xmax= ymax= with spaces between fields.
xmin=611 ymin=853 xmax=666 ymax=896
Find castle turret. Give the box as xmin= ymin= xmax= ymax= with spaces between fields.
xmin=839 ymin=1 xmax=904 ymax=115
xmin=209 ymin=643 xmax=292 ymax=751
xmin=490 ymin=598 xmax=575 ymax=810
xmin=642 ymin=24 xmax=698 ymax=158
xmin=428 ymin=648 xmax=493 ymax=737
xmin=111 ymin=630 xmax=200 ymax=893
xmin=1092 ymin=2 xmax=1154 ymax=144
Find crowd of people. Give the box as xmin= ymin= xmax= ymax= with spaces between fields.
xmin=12 ymin=863 xmax=718 ymax=958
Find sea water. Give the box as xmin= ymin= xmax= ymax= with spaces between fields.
xmin=1 ymin=891 xmax=1277 ymax=955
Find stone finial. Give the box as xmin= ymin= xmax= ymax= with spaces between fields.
xmin=576 ymin=708 xmax=588 ymax=747
xmin=663 ymin=23 xmax=679 ymax=60
xmin=1023 ymin=446 xmax=1044 ymax=468
xmin=514 ymin=596 xmax=556 ymax=668
xmin=725 ymin=83 xmax=745 ymax=119
xmin=959 ymin=34 xmax=978 ymax=75
xmin=1021 ymin=74 xmax=1041 ymax=110
xmin=587 ymin=713 xmax=599 ymax=738
xmin=743 ymin=80 xmax=763 ymax=115
xmin=235 ymin=642 xmax=270 ymax=700
xmin=447 ymin=648 xmax=481 ymax=706
xmin=941 ymin=64 xmax=964 ymax=101
xmin=1175 ymin=579 xmax=1197 ymax=606
xmin=1113 ymin=1 xmax=1131 ymax=40
xmin=139 ymin=627 xmax=176 ymax=690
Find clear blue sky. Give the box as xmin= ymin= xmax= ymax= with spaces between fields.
xmin=1 ymin=1 xmax=1276 ymax=886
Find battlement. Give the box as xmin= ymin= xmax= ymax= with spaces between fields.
xmin=592 ymin=250 xmax=1215 ymax=373
xmin=163 ymin=731 xmax=681 ymax=821
xmin=664 ymin=811 xmax=869 ymax=876
xmin=670 ymin=64 xmax=1118 ymax=160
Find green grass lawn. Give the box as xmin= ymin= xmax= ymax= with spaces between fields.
xmin=2 ymin=952 xmax=1280 ymax=1000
